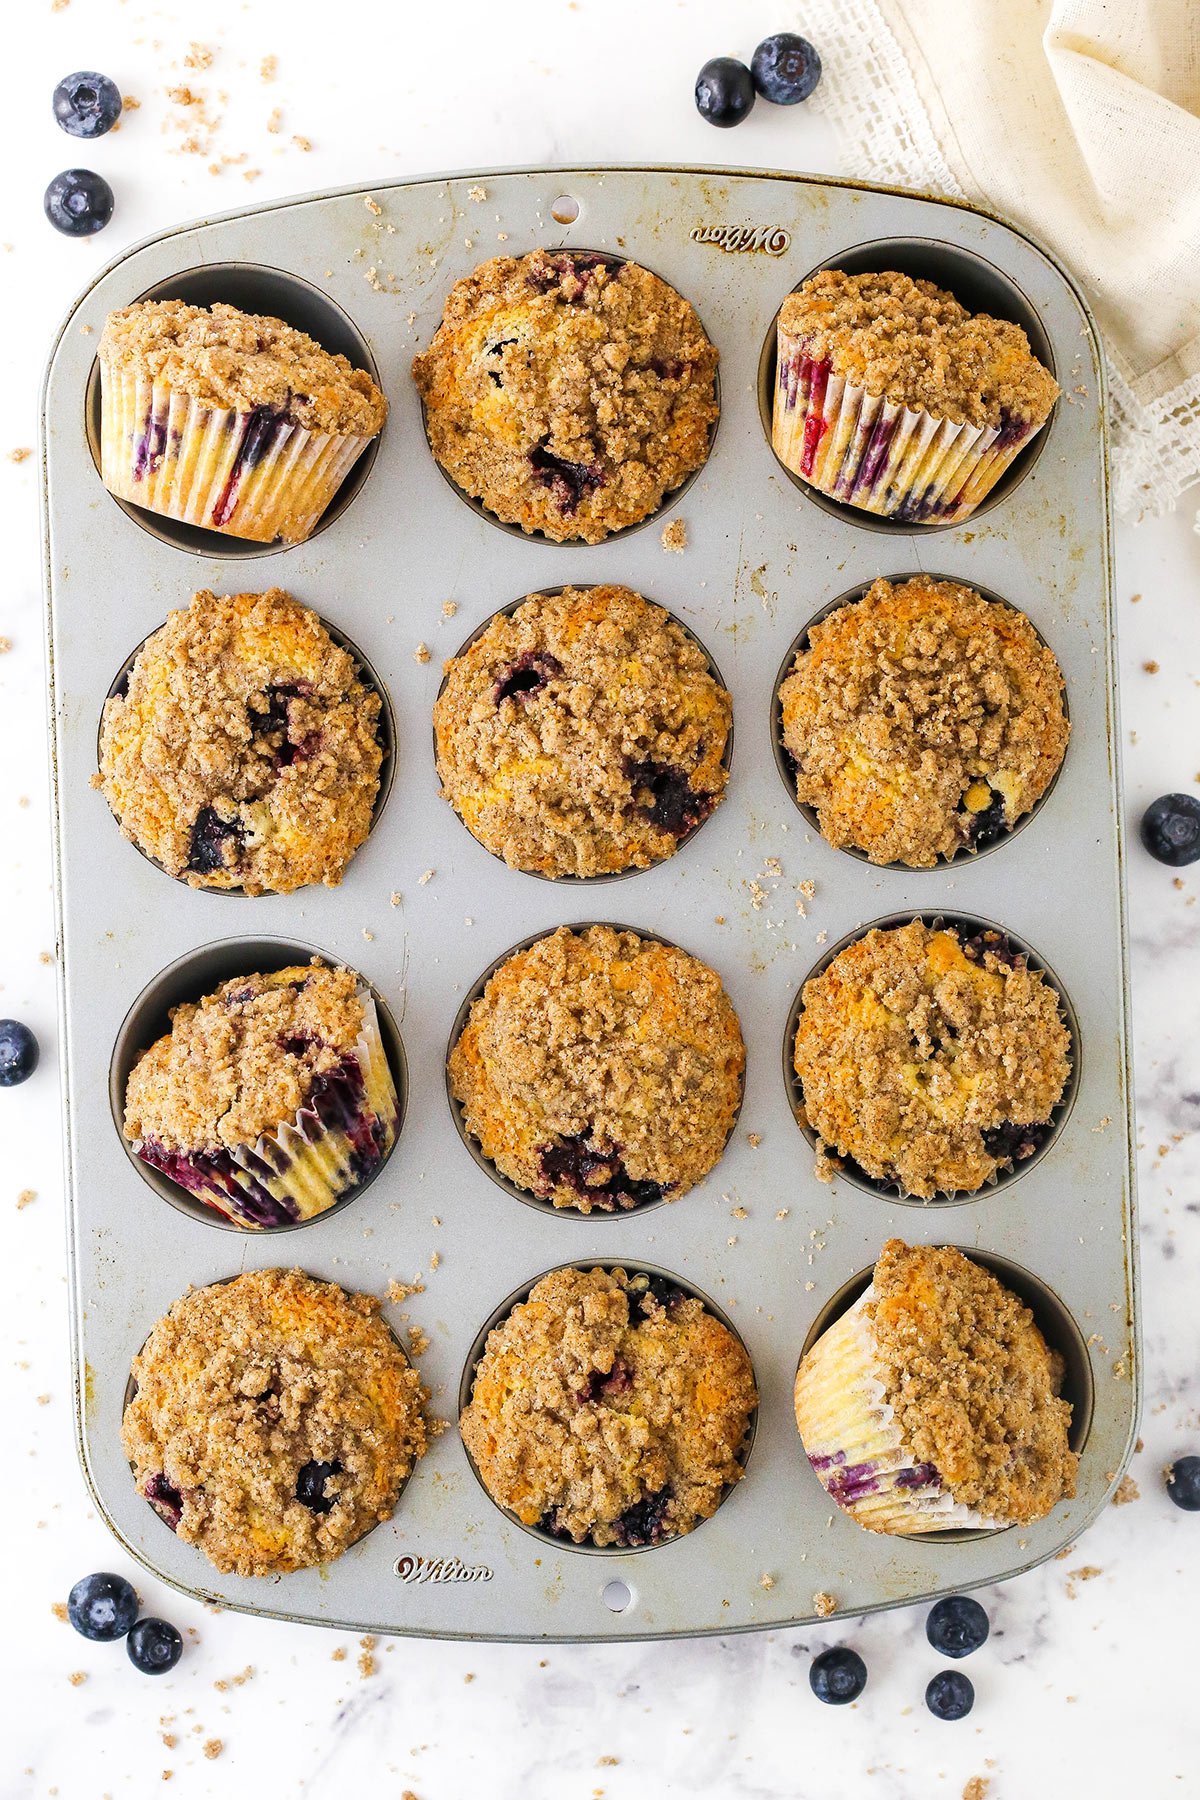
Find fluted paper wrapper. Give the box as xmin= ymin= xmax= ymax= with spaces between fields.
xmin=773 ymin=323 xmax=1045 ymax=525
xmin=794 ymin=1286 xmax=1003 ymax=1535
xmin=136 ymin=994 xmax=399 ymax=1230
xmin=100 ymin=363 xmax=373 ymax=545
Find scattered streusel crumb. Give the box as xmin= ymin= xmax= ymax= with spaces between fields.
xmin=1143 ymin=660 xmax=1159 ymax=674
xmin=408 ymin=1326 xmax=430 ymax=1356
xmin=358 ymin=1637 xmax=377 ymax=1679
xmin=441 ymin=599 xmax=458 ymax=617
xmin=430 ymin=1250 xmax=441 ymax=1271
xmin=387 ymin=1278 xmax=426 ymax=1304
xmin=418 ymin=868 xmax=435 ymax=885
xmin=1112 ymin=1474 xmax=1139 ymax=1505
xmin=390 ymin=891 xmax=402 ymax=906
xmin=52 ymin=1601 xmax=67 ymax=1621
xmin=331 ymin=1647 xmax=346 ymax=1661
xmin=203 ymin=1741 xmax=222 ymax=1761
xmin=0 ymin=637 xmax=11 ymax=653
xmin=467 ymin=185 xmax=487 ymax=202
xmin=813 ymin=1591 xmax=837 ymax=1618
xmin=69 ymin=1671 xmax=87 ymax=1686
xmin=660 ymin=518 xmax=687 ymax=552
xmin=759 ymin=1572 xmax=776 ymax=1590
xmin=747 ymin=1132 xmax=761 ymax=1148
xmin=963 ymin=1779 xmax=990 ymax=1800
xmin=597 ymin=1757 xmax=619 ymax=1768
xmin=9 ymin=447 xmax=31 ymax=463
xmin=266 ymin=108 xmax=282 ymax=133
xmin=17 ymin=1190 xmax=36 ymax=1209
xmin=414 ymin=643 xmax=431 ymax=663
xmin=184 ymin=43 xmax=213 ymax=68
xmin=260 ymin=55 xmax=277 ymax=80
xmin=292 ymin=136 xmax=312 ymax=151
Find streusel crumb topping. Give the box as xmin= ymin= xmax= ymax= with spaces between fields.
xmin=459 ymin=1266 xmax=756 ymax=1546
xmin=779 ymin=576 xmax=1068 ymax=867
xmin=779 ymin=271 xmax=1059 ymax=429
xmin=870 ymin=1240 xmax=1077 ymax=1522
xmin=101 ymin=300 xmax=387 ymax=435
xmin=412 ymin=251 xmax=718 ymax=542
xmin=124 ymin=964 xmax=368 ymax=1154
xmin=793 ymin=921 xmax=1071 ymax=1197
xmin=122 ymin=1269 xmax=427 ymax=1576
xmin=435 ymin=585 xmax=731 ymax=877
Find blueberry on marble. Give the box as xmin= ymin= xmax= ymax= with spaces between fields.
xmin=127 ymin=1616 xmax=183 ymax=1675
xmin=67 ymin=1571 xmax=138 ymax=1642
xmin=751 ymin=34 xmax=822 ymax=103
xmin=1166 ymin=1454 xmax=1200 ymax=1511
xmin=0 ymin=1020 xmax=39 ymax=1087
xmin=926 ymin=1594 xmax=989 ymax=1658
xmin=1140 ymin=793 xmax=1200 ymax=867
xmin=809 ymin=1646 xmax=867 ymax=1705
xmin=44 ymin=168 xmax=114 ymax=236
xmin=296 ymin=1460 xmax=342 ymax=1514
xmin=694 ymin=57 xmax=756 ymax=128
xmin=53 ymin=71 xmax=122 ymax=138
xmin=926 ymin=1669 xmax=974 ymax=1720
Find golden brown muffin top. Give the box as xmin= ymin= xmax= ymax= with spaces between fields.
xmin=122 ymin=1269 xmax=427 ymax=1576
xmin=100 ymin=300 xmax=388 ymax=436
xmin=779 ymin=576 xmax=1068 ymax=867
xmin=98 ymin=589 xmax=383 ymax=895
xmin=778 ymin=270 xmax=1059 ymax=429
xmin=448 ymin=925 xmax=745 ymax=1212
xmin=869 ymin=1240 xmax=1077 ymax=1523
xmin=412 ymin=251 xmax=718 ymax=542
xmin=435 ymin=585 xmax=730 ymax=877
xmin=793 ymin=921 xmax=1071 ymax=1198
xmin=124 ymin=964 xmax=369 ymax=1155
xmin=459 ymin=1266 xmax=756 ymax=1547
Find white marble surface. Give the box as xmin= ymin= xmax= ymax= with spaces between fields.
xmin=3 ymin=2 xmax=1199 ymax=1794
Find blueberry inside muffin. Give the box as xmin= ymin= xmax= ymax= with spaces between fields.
xmin=98 ymin=588 xmax=383 ymax=894
xmin=435 ymin=585 xmax=731 ymax=877
xmin=122 ymin=1268 xmax=427 ymax=1575
xmin=792 ymin=920 xmax=1071 ymax=1197
xmin=460 ymin=1266 xmax=756 ymax=1546
xmin=412 ymin=251 xmax=718 ymax=542
xmin=778 ymin=575 xmax=1068 ymax=866
xmin=449 ymin=925 xmax=744 ymax=1212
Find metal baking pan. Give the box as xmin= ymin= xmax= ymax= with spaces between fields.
xmin=42 ymin=164 xmax=1138 ymax=1641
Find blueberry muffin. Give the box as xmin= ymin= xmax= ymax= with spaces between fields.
xmin=773 ymin=269 xmax=1059 ymax=522
xmin=412 ymin=251 xmax=718 ymax=542
xmin=460 ymin=1266 xmax=756 ymax=1546
xmin=792 ymin=920 xmax=1071 ymax=1197
xmin=449 ymin=925 xmax=744 ymax=1212
xmin=778 ymin=576 xmax=1068 ymax=866
xmin=435 ymin=585 xmax=731 ymax=877
xmin=99 ymin=299 xmax=387 ymax=544
xmin=98 ymin=588 xmax=383 ymax=894
xmin=123 ymin=1268 xmax=428 ymax=1575
xmin=124 ymin=963 xmax=400 ymax=1228
xmin=794 ymin=1239 xmax=1077 ymax=1534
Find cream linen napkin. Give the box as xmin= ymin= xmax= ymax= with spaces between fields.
xmin=803 ymin=0 xmax=1200 ymax=517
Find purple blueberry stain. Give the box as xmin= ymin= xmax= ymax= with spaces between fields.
xmin=210 ymin=403 xmax=289 ymax=529
xmin=959 ymin=926 xmax=1022 ymax=970
xmin=492 ymin=650 xmax=563 ymax=705
xmin=625 ymin=758 xmax=715 ymax=839
xmin=186 ymin=806 xmax=245 ymax=877
xmin=538 ymin=1133 xmax=666 ymax=1212
xmin=982 ymin=1117 xmax=1053 ymax=1165
xmin=610 ymin=1487 xmax=672 ymax=1548
xmin=962 ymin=784 xmax=1008 ymax=850
xmin=636 ymin=1275 xmax=690 ymax=1318
xmin=132 ymin=410 xmax=168 ymax=482
xmin=526 ymin=251 xmax=621 ymax=295
xmin=528 ymin=445 xmax=605 ymax=515
xmin=144 ymin=1473 xmax=183 ymax=1531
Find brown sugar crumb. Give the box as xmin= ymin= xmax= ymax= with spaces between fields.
xmin=358 ymin=1636 xmax=376 ymax=1679
xmin=8 ymin=447 xmax=31 ymax=463
xmin=963 ymin=1780 xmax=991 ymax=1800
xmin=1143 ymin=660 xmax=1159 ymax=674
xmin=203 ymin=1741 xmax=223 ymax=1760
xmin=1111 ymin=1474 xmax=1139 ymax=1505
xmin=793 ymin=920 xmax=1071 ymax=1197
xmin=167 ymin=85 xmax=201 ymax=106
xmin=17 ymin=1190 xmax=36 ymax=1209
xmin=779 ymin=576 xmax=1068 ymax=868
xmin=52 ymin=1601 xmax=67 ymax=1621
xmin=660 ymin=518 xmax=688 ymax=552
xmin=69 ymin=1671 xmax=87 ymax=1686
xmin=461 ymin=1266 xmax=756 ymax=1546
xmin=413 ymin=251 xmax=718 ymax=543
xmin=449 ymin=924 xmax=744 ymax=1211
xmin=812 ymin=1590 xmax=837 ymax=1618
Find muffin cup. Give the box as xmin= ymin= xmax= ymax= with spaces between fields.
xmin=132 ymin=992 xmax=399 ymax=1229
xmin=794 ymin=1286 xmax=1004 ymax=1535
xmin=99 ymin=364 xmax=374 ymax=545
xmin=772 ymin=322 xmax=1045 ymax=525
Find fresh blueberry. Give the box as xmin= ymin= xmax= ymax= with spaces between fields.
xmin=67 ymin=1571 xmax=138 ymax=1642
xmin=1166 ymin=1454 xmax=1200 ymax=1511
xmin=751 ymin=33 xmax=822 ymax=104
xmin=0 ymin=1020 xmax=39 ymax=1087
xmin=295 ymin=1460 xmax=341 ymax=1514
xmin=53 ymin=71 xmax=123 ymax=138
xmin=44 ymin=169 xmax=114 ymax=237
xmin=127 ymin=1617 xmax=183 ymax=1675
xmin=1140 ymin=793 xmax=1200 ymax=867
xmin=926 ymin=1594 xmax=989 ymax=1658
xmin=926 ymin=1669 xmax=974 ymax=1720
xmin=809 ymin=1646 xmax=867 ymax=1704
xmin=695 ymin=57 xmax=756 ymax=128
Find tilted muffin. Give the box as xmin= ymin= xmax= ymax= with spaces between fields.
xmin=460 ymin=1266 xmax=756 ymax=1547
xmin=99 ymin=299 xmax=387 ymax=544
xmin=123 ymin=1268 xmax=427 ymax=1575
xmin=435 ymin=585 xmax=731 ymax=877
xmin=794 ymin=1239 xmax=1077 ymax=1535
xmin=773 ymin=270 xmax=1059 ymax=523
xmin=124 ymin=963 xmax=400 ymax=1228
xmin=449 ymin=925 xmax=744 ymax=1212
xmin=412 ymin=250 xmax=718 ymax=542
xmin=98 ymin=588 xmax=384 ymax=894
xmin=778 ymin=575 xmax=1068 ymax=867
xmin=792 ymin=920 xmax=1071 ymax=1197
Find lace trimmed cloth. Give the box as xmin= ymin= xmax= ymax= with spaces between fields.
xmin=805 ymin=0 xmax=1200 ymax=519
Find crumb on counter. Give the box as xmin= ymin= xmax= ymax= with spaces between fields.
xmin=813 ymin=1590 xmax=837 ymax=1618
xmin=1111 ymin=1474 xmax=1139 ymax=1505
xmin=661 ymin=518 xmax=687 ymax=552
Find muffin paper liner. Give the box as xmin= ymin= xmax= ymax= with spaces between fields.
xmin=793 ymin=1286 xmax=1003 ymax=1535
xmin=134 ymin=994 xmax=398 ymax=1230
xmin=100 ymin=365 xmax=373 ymax=544
xmin=773 ymin=323 xmax=1046 ymax=525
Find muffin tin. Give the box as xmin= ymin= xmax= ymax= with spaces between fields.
xmin=43 ymin=166 xmax=1137 ymax=1640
